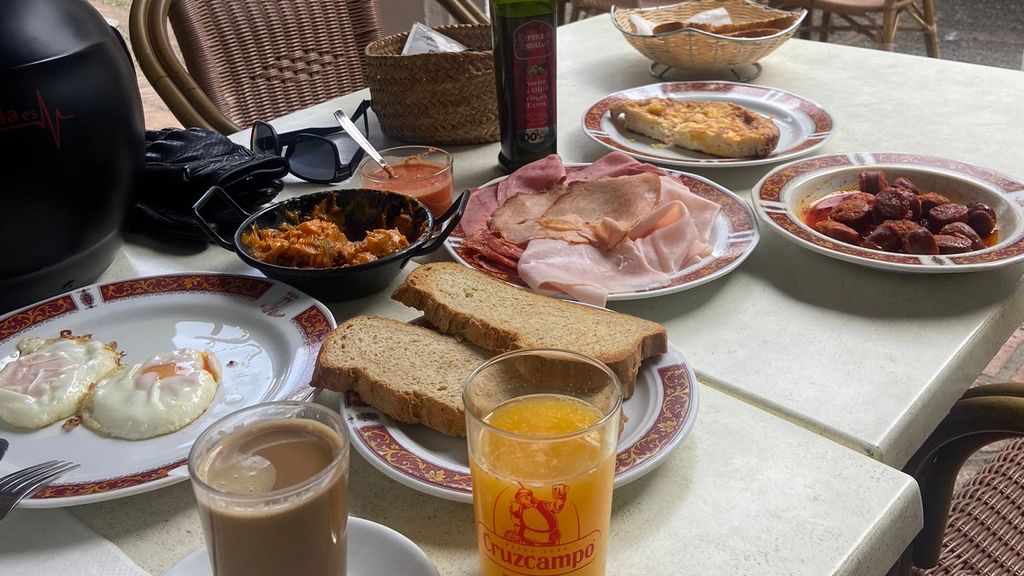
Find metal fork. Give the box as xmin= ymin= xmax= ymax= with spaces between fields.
xmin=0 ymin=460 xmax=78 ymax=522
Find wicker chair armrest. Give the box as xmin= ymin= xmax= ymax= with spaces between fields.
xmin=961 ymin=381 xmax=1024 ymax=400
xmin=903 ymin=394 xmax=1024 ymax=569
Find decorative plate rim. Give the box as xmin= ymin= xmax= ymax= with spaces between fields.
xmin=752 ymin=152 xmax=1024 ymax=272
xmin=444 ymin=163 xmax=759 ymax=301
xmin=340 ymin=343 xmax=699 ymax=503
xmin=582 ymin=81 xmax=836 ymax=168
xmin=0 ymin=272 xmax=336 ymax=507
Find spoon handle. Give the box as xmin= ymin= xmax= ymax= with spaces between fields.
xmin=334 ymin=110 xmax=397 ymax=178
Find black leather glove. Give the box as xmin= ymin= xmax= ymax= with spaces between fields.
xmin=131 ymin=128 xmax=289 ymax=241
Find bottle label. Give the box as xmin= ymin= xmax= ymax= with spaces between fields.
xmin=512 ymin=20 xmax=556 ymax=152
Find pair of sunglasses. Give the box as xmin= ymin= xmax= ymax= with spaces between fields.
xmin=250 ymin=100 xmax=371 ymax=183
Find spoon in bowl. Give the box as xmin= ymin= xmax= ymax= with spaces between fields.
xmin=334 ymin=110 xmax=397 ymax=179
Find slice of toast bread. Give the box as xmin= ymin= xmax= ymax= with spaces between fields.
xmin=391 ymin=263 xmax=668 ymax=397
xmin=311 ymin=315 xmax=490 ymax=436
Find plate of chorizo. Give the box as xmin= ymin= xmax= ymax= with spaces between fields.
xmin=753 ymin=152 xmax=1024 ymax=272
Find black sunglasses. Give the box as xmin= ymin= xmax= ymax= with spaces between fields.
xmin=250 ymin=100 xmax=371 ymax=184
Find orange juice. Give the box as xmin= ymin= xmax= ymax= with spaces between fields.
xmin=470 ymin=394 xmax=616 ymax=576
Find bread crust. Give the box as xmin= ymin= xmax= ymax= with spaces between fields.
xmin=311 ymin=316 xmax=479 ymax=436
xmin=392 ymin=263 xmax=668 ymax=397
xmin=611 ymin=98 xmax=780 ymax=158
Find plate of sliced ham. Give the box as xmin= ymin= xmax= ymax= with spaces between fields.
xmin=445 ymin=152 xmax=759 ymax=306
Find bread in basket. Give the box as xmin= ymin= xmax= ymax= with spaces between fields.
xmin=612 ymin=0 xmax=806 ymax=72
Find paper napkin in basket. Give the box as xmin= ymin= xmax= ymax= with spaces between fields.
xmin=0 ymin=509 xmax=150 ymax=576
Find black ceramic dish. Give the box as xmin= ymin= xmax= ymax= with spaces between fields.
xmin=193 ymin=187 xmax=468 ymax=301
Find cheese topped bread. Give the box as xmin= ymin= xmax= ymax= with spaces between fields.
xmin=611 ymin=98 xmax=780 ymax=158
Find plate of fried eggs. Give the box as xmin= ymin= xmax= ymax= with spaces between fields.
xmin=0 ymin=273 xmax=335 ymax=507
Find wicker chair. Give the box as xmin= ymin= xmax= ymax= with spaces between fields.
xmin=568 ymin=0 xmax=684 ymax=22
xmin=899 ymin=372 xmax=1024 ymax=575
xmin=768 ymin=0 xmax=938 ymax=57
xmin=130 ymin=0 xmax=486 ymax=134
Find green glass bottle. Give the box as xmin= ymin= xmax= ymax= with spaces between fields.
xmin=490 ymin=0 xmax=557 ymax=172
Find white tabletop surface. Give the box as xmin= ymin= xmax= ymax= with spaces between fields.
xmin=57 ymin=13 xmax=1024 ymax=575
xmin=70 ymin=380 xmax=920 ymax=576
xmin=203 ymin=16 xmax=1024 ymax=467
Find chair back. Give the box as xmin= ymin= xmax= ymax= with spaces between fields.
xmin=168 ymin=0 xmax=381 ymax=130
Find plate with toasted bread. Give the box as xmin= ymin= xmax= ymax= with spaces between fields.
xmin=583 ymin=81 xmax=835 ymax=168
xmin=313 ymin=263 xmax=700 ymax=502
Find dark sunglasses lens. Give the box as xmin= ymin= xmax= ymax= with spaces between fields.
xmin=289 ymin=137 xmax=338 ymax=182
xmin=251 ymin=123 xmax=277 ymax=154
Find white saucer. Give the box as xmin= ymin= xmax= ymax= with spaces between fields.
xmin=165 ymin=517 xmax=439 ymax=576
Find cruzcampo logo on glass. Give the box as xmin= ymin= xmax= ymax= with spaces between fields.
xmin=478 ymin=482 xmax=600 ymax=575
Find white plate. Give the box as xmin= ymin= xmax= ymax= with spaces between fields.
xmin=340 ymin=343 xmax=698 ymax=503
xmin=0 ymin=273 xmax=335 ymax=508
xmin=583 ymin=81 xmax=835 ymax=168
xmin=165 ymin=516 xmax=439 ymax=576
xmin=445 ymin=164 xmax=759 ymax=301
xmin=752 ymin=152 xmax=1024 ymax=272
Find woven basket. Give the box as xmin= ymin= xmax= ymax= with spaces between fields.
xmin=365 ymin=24 xmax=498 ymax=145
xmin=612 ymin=0 xmax=805 ymax=72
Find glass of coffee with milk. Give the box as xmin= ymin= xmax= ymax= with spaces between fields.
xmin=188 ymin=401 xmax=350 ymax=576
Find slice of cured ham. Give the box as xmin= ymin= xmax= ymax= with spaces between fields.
xmin=518 ymin=239 xmax=671 ymax=306
xmin=495 ymin=154 xmax=566 ymax=205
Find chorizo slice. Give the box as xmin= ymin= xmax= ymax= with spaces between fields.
xmin=966 ymin=202 xmax=996 ymax=219
xmin=864 ymin=224 xmax=904 ymax=252
xmin=918 ymin=192 xmax=952 ymax=214
xmin=927 ymin=203 xmax=969 ymax=232
xmin=891 ymin=177 xmax=920 ymax=195
xmin=829 ymin=199 xmax=873 ymax=232
xmin=935 ymin=234 xmax=973 ymax=254
xmin=814 ymin=220 xmax=862 ymax=245
xmin=873 ymin=187 xmax=914 ymax=221
xmin=967 ymin=210 xmax=996 ymax=237
xmin=939 ymin=222 xmax=984 ymax=249
xmin=903 ymin=229 xmax=939 ymax=255
xmin=858 ymin=171 xmax=890 ymax=195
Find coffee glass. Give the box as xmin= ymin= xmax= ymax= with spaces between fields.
xmin=188 ymin=401 xmax=350 ymax=576
xmin=464 ymin=349 xmax=622 ymax=576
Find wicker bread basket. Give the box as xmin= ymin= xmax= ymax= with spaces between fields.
xmin=365 ymin=24 xmax=499 ymax=145
xmin=612 ymin=0 xmax=805 ymax=72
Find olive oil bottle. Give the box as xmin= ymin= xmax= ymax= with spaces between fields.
xmin=490 ymin=0 xmax=557 ymax=171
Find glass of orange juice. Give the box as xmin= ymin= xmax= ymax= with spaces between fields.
xmin=357 ymin=146 xmax=454 ymax=217
xmin=464 ymin=349 xmax=622 ymax=576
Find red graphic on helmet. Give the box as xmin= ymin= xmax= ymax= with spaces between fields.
xmin=504 ymin=483 xmax=568 ymax=546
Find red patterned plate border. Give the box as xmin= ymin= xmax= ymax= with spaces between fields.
xmin=342 ymin=344 xmax=699 ymax=502
xmin=445 ymin=164 xmax=758 ymax=301
xmin=753 ymin=152 xmax=1024 ymax=272
xmin=583 ymin=81 xmax=835 ymax=168
xmin=0 ymin=273 xmax=336 ymax=507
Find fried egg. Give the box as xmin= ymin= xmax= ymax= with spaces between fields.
xmin=0 ymin=335 xmax=119 ymax=429
xmin=81 ymin=348 xmax=221 ymax=440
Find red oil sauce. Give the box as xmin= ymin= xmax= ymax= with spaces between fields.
xmin=801 ymin=191 xmax=864 ymax=230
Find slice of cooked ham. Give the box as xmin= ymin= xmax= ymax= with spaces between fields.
xmin=565 ymin=151 xmax=666 ymax=183
xmin=491 ymin=173 xmax=661 ymax=247
xmin=517 ymin=238 xmax=672 ymax=306
xmin=633 ymin=177 xmax=720 ymax=273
